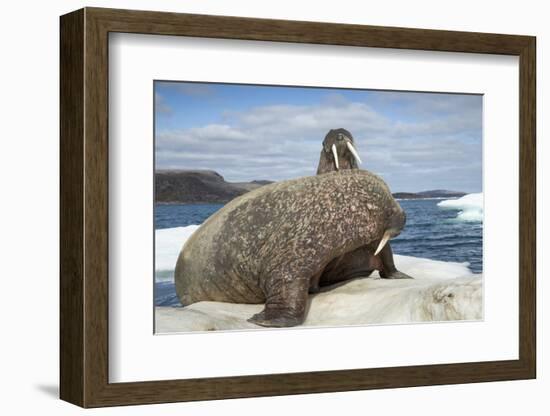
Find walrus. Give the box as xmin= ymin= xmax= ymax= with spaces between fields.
xmin=315 ymin=128 xmax=413 ymax=282
xmin=175 ymin=170 xmax=406 ymax=328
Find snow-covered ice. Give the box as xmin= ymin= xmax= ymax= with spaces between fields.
xmin=155 ymin=224 xmax=482 ymax=333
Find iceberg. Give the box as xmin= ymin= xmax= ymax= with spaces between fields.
xmin=155 ymin=225 xmax=200 ymax=274
xmin=437 ymin=193 xmax=483 ymax=222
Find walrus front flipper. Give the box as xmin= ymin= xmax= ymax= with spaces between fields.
xmin=377 ymin=243 xmax=414 ymax=279
xmin=248 ymin=276 xmax=310 ymax=328
xmin=381 ymin=270 xmax=414 ymax=279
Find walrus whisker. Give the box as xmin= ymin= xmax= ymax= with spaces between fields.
xmin=346 ymin=141 xmax=362 ymax=164
xmin=331 ymin=144 xmax=339 ymax=170
xmin=374 ymin=230 xmax=392 ymax=256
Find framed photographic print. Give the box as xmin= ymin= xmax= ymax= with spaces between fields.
xmin=60 ymin=7 xmax=536 ymax=408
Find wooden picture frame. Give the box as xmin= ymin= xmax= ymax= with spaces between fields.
xmin=60 ymin=7 xmax=536 ymax=408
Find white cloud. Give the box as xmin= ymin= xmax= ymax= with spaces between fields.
xmin=155 ymin=96 xmax=482 ymax=192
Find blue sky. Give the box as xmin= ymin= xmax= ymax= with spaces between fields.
xmin=155 ymin=81 xmax=482 ymax=193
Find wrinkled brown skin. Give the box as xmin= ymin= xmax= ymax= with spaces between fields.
xmin=315 ymin=128 xmax=413 ymax=282
xmin=175 ymin=170 xmax=406 ymax=328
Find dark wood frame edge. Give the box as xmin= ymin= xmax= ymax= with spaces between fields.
xmin=60 ymin=7 xmax=536 ymax=408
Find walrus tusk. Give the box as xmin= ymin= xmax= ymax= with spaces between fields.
xmin=331 ymin=144 xmax=339 ymax=170
xmin=374 ymin=230 xmax=392 ymax=256
xmin=346 ymin=141 xmax=362 ymax=164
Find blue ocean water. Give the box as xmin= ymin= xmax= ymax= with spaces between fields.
xmin=154 ymin=198 xmax=482 ymax=306
xmin=391 ymin=199 xmax=482 ymax=273
xmin=156 ymin=203 xmax=224 ymax=229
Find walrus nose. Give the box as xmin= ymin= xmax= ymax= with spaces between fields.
xmin=390 ymin=207 xmax=406 ymax=232
xmin=374 ymin=207 xmax=406 ymax=256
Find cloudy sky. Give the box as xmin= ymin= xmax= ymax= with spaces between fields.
xmin=155 ymin=81 xmax=482 ymax=193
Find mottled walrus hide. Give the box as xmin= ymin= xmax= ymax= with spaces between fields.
xmin=175 ymin=169 xmax=405 ymax=327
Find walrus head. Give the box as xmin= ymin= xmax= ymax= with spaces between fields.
xmin=316 ymin=128 xmax=362 ymax=174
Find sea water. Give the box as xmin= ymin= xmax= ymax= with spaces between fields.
xmin=154 ymin=195 xmax=483 ymax=306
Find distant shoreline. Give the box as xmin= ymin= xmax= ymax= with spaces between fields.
xmin=158 ymin=197 xmax=457 ymax=205
xmin=395 ymin=196 xmax=450 ymax=201
xmin=156 ymin=201 xmax=226 ymax=206
xmin=155 ymin=169 xmax=468 ymax=204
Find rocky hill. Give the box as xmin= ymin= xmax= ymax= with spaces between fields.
xmin=155 ymin=170 xmax=466 ymax=203
xmin=155 ymin=170 xmax=273 ymax=204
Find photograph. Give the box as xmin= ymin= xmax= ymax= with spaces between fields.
xmin=153 ymin=81 xmax=484 ymax=333
xmin=50 ymin=4 xmax=540 ymax=409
